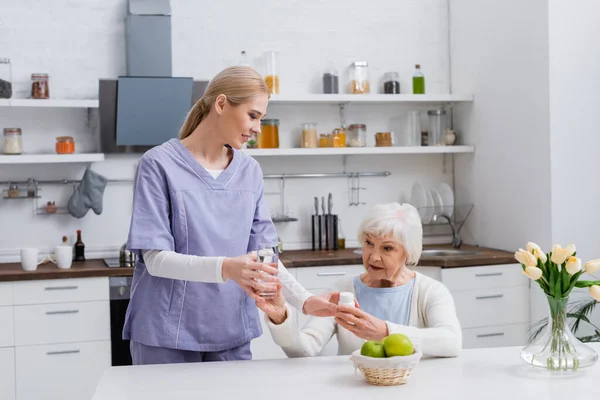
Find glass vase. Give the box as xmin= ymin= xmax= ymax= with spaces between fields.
xmin=520 ymin=295 xmax=598 ymax=372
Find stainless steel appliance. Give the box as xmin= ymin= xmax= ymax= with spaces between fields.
xmin=105 ymin=263 xmax=133 ymax=366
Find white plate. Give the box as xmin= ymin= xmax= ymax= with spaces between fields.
xmin=423 ymin=188 xmax=434 ymax=223
xmin=410 ymin=181 xmax=428 ymax=221
xmin=437 ymin=183 xmax=454 ymax=217
xmin=429 ymin=188 xmax=444 ymax=219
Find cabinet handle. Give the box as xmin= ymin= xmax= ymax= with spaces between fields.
xmin=475 ymin=294 xmax=504 ymax=300
xmin=46 ymin=350 xmax=80 ymax=356
xmin=476 ymin=332 xmax=505 ymax=338
xmin=44 ymin=286 xmax=78 ymax=291
xmin=45 ymin=310 xmax=79 ymax=315
xmin=475 ymin=272 xmax=503 ymax=277
xmin=317 ymin=272 xmax=346 ymax=276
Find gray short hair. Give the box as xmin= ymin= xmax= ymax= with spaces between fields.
xmin=357 ymin=203 xmax=423 ymax=266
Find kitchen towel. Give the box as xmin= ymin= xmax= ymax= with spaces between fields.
xmin=67 ymin=167 xmax=108 ymax=218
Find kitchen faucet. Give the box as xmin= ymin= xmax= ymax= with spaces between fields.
xmin=432 ymin=213 xmax=462 ymax=248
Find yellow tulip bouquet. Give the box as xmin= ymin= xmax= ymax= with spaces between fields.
xmin=515 ymin=242 xmax=600 ymax=371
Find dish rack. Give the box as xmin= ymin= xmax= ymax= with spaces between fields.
xmin=418 ymin=203 xmax=473 ymax=235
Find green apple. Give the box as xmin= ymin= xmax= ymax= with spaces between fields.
xmin=383 ymin=334 xmax=414 ymax=357
xmin=360 ymin=340 xmax=386 ymax=358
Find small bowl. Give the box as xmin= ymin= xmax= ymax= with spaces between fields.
xmin=350 ymin=349 xmax=422 ymax=386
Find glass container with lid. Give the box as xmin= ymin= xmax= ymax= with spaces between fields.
xmin=259 ymin=119 xmax=280 ymax=148
xmin=332 ymin=128 xmax=346 ymax=148
xmin=3 ymin=128 xmax=23 ymax=155
xmin=31 ymin=73 xmax=50 ymax=99
xmin=349 ymin=61 xmax=370 ymax=94
xmin=264 ymin=51 xmax=279 ymax=94
xmin=0 ymin=58 xmax=12 ymax=99
xmin=301 ymin=123 xmax=318 ymax=148
xmin=347 ymin=124 xmax=367 ymax=147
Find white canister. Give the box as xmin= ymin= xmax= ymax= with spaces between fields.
xmin=3 ymin=128 xmax=23 ymax=154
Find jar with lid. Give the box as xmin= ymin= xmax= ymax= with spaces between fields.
xmin=0 ymin=58 xmax=12 ymax=99
xmin=45 ymin=201 xmax=57 ymax=214
xmin=264 ymin=51 xmax=279 ymax=94
xmin=427 ymin=108 xmax=447 ymax=146
xmin=331 ymin=128 xmax=346 ymax=148
xmin=56 ymin=136 xmax=75 ymax=154
xmin=7 ymin=184 xmax=20 ymax=198
xmin=383 ymin=71 xmax=400 ymax=94
xmin=258 ymin=119 xmax=280 ymax=148
xmin=375 ymin=132 xmax=393 ymax=147
xmin=322 ymin=66 xmax=339 ymax=94
xmin=31 ymin=73 xmax=50 ymax=99
xmin=301 ymin=123 xmax=318 ymax=148
xmin=319 ymin=133 xmax=332 ymax=148
xmin=3 ymin=128 xmax=23 ymax=155
xmin=349 ymin=61 xmax=370 ymax=94
xmin=347 ymin=124 xmax=367 ymax=147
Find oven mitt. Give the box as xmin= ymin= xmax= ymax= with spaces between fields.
xmin=67 ymin=168 xmax=108 ymax=218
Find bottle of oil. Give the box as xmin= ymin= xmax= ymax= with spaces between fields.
xmin=412 ymin=64 xmax=425 ymax=94
xmin=73 ymin=230 xmax=85 ymax=261
xmin=337 ymin=218 xmax=346 ymax=250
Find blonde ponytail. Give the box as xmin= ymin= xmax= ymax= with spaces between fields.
xmin=178 ymin=66 xmax=270 ymax=140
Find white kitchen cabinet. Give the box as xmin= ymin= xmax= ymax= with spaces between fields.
xmin=462 ymin=323 xmax=529 ymax=349
xmin=0 ymin=306 xmax=14 ymax=348
xmin=15 ymin=341 xmax=111 ymax=400
xmin=0 ymin=282 xmax=13 ymax=306
xmin=0 ymin=347 xmax=15 ymax=400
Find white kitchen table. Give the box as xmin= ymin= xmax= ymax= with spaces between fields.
xmin=91 ymin=344 xmax=599 ymax=400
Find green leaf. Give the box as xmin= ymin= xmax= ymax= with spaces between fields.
xmin=575 ymin=280 xmax=600 ymax=288
xmin=554 ymin=274 xmax=562 ymax=299
xmin=562 ymin=267 xmax=572 ymax=296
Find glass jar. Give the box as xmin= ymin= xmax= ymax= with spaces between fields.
xmin=375 ymin=132 xmax=393 ymax=147
xmin=0 ymin=58 xmax=12 ymax=99
xmin=332 ymin=128 xmax=346 ymax=148
xmin=347 ymin=124 xmax=367 ymax=147
xmin=56 ymin=136 xmax=75 ymax=154
xmin=322 ymin=66 xmax=339 ymax=94
xmin=7 ymin=184 xmax=20 ymax=198
xmin=427 ymin=108 xmax=447 ymax=146
xmin=301 ymin=123 xmax=318 ymax=148
xmin=319 ymin=133 xmax=332 ymax=148
xmin=31 ymin=73 xmax=50 ymax=99
xmin=3 ymin=128 xmax=23 ymax=155
xmin=383 ymin=71 xmax=400 ymax=94
xmin=259 ymin=119 xmax=280 ymax=148
xmin=264 ymin=51 xmax=279 ymax=94
xmin=349 ymin=61 xmax=370 ymax=94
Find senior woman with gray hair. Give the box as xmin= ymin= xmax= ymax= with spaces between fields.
xmin=255 ymin=202 xmax=462 ymax=358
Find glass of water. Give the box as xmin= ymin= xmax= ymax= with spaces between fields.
xmin=256 ymin=244 xmax=279 ymax=297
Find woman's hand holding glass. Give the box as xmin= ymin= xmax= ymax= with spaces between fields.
xmin=222 ymin=253 xmax=280 ymax=302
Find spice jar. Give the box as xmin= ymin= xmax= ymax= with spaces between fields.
xmin=3 ymin=128 xmax=23 ymax=155
xmin=383 ymin=72 xmax=400 ymax=94
xmin=258 ymin=119 xmax=279 ymax=148
xmin=31 ymin=73 xmax=50 ymax=99
xmin=264 ymin=51 xmax=279 ymax=94
xmin=45 ymin=201 xmax=57 ymax=214
xmin=301 ymin=123 xmax=318 ymax=148
xmin=56 ymin=136 xmax=75 ymax=154
xmin=332 ymin=128 xmax=346 ymax=148
xmin=349 ymin=61 xmax=370 ymax=94
xmin=7 ymin=184 xmax=20 ymax=198
xmin=319 ymin=133 xmax=332 ymax=148
xmin=347 ymin=124 xmax=367 ymax=147
xmin=0 ymin=58 xmax=12 ymax=99
xmin=375 ymin=132 xmax=393 ymax=147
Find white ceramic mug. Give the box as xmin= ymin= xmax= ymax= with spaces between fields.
xmin=20 ymin=248 xmax=46 ymax=271
xmin=49 ymin=245 xmax=73 ymax=270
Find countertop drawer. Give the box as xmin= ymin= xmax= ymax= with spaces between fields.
xmin=296 ymin=265 xmax=364 ymax=290
xmin=0 ymin=347 xmax=15 ymax=400
xmin=13 ymin=277 xmax=108 ymax=305
xmin=0 ymin=282 xmax=12 ymax=306
xmin=14 ymin=301 xmax=110 ymax=346
xmin=453 ymin=286 xmax=529 ymax=329
xmin=462 ymin=323 xmax=529 ymax=349
xmin=441 ymin=264 xmax=526 ymax=292
xmin=0 ymin=306 xmax=14 ymax=348
xmin=15 ymin=341 xmax=111 ymax=400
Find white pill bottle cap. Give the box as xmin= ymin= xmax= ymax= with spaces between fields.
xmin=339 ymin=292 xmax=355 ymax=306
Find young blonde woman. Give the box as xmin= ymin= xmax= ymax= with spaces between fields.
xmin=257 ymin=203 xmax=462 ymax=358
xmin=124 ymin=66 xmax=340 ymax=365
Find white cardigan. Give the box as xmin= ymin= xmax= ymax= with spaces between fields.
xmin=265 ymin=272 xmax=462 ymax=358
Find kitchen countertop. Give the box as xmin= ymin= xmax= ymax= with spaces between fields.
xmin=91 ymin=344 xmax=599 ymax=400
xmin=0 ymin=244 xmax=516 ymax=282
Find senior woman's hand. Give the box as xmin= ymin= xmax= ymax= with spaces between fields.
xmin=335 ymin=304 xmax=389 ymax=341
xmin=255 ymin=284 xmax=288 ymax=325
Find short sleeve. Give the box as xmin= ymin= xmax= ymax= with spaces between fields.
xmin=127 ymin=155 xmax=175 ymax=256
xmin=247 ymin=170 xmax=278 ymax=253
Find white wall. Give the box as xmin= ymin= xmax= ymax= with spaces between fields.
xmin=0 ymin=0 xmax=454 ymax=260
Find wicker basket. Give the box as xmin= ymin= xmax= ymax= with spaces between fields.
xmin=350 ymin=349 xmax=422 ymax=386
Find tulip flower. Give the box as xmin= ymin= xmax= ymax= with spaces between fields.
xmin=515 ymin=249 xmax=537 ymax=267
xmin=584 ymin=259 xmax=600 ymax=275
xmin=565 ymin=256 xmax=582 ymax=275
xmin=523 ymin=266 xmax=543 ymax=280
xmin=589 ymin=285 xmax=600 ymax=302
xmin=551 ymin=245 xmax=572 ymax=265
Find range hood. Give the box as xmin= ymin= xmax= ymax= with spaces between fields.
xmin=98 ymin=0 xmax=208 ymax=153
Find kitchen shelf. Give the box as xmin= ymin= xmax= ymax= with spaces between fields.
xmin=244 ymin=146 xmax=474 ymax=157
xmin=0 ymin=153 xmax=105 ymax=164
xmin=0 ymin=99 xmax=99 ymax=108
xmin=268 ymin=94 xmax=473 ymax=105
